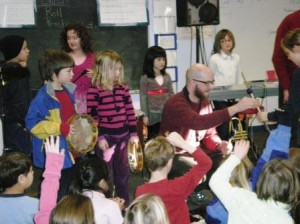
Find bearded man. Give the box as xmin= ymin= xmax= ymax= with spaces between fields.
xmin=159 ymin=64 xmax=259 ymax=182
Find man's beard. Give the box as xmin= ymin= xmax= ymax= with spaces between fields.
xmin=194 ymin=86 xmax=207 ymax=101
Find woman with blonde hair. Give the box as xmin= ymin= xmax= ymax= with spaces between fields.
xmin=125 ymin=194 xmax=170 ymax=224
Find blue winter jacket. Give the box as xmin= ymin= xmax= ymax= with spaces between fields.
xmin=25 ymin=82 xmax=76 ymax=169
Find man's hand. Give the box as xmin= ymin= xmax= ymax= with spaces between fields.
xmin=228 ymin=97 xmax=260 ymax=116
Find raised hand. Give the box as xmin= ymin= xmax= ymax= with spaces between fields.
xmin=45 ymin=135 xmax=65 ymax=155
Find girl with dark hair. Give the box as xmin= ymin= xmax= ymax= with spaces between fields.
xmin=60 ymin=23 xmax=95 ymax=114
xmin=70 ymin=156 xmax=124 ymax=224
xmin=140 ymin=46 xmax=174 ymax=139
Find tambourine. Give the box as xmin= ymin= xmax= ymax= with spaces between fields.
xmin=67 ymin=114 xmax=98 ymax=155
xmin=128 ymin=142 xmax=144 ymax=173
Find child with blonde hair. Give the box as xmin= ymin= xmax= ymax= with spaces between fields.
xmin=210 ymin=139 xmax=300 ymax=224
xmin=87 ymin=50 xmax=139 ymax=206
xmin=125 ymin=194 xmax=170 ymax=224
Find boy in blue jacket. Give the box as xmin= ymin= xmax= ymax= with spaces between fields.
xmin=25 ymin=49 xmax=76 ymax=199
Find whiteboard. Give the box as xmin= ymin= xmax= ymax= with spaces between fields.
xmin=215 ymin=0 xmax=300 ymax=81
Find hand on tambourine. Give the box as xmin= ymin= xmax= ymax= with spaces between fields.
xmin=68 ymin=124 xmax=76 ymax=135
xmin=130 ymin=136 xmax=139 ymax=145
xmin=98 ymin=139 xmax=109 ymax=151
xmin=110 ymin=197 xmax=125 ymax=210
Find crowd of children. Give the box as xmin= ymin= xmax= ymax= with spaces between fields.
xmin=1 ymin=23 xmax=300 ymax=224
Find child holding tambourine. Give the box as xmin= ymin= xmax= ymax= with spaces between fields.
xmin=87 ymin=50 xmax=139 ymax=206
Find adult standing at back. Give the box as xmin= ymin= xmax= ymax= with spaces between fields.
xmin=60 ymin=23 xmax=95 ymax=114
xmin=272 ymin=10 xmax=300 ymax=147
xmin=272 ymin=10 xmax=300 ymax=105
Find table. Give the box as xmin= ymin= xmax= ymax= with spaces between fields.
xmin=209 ymin=82 xmax=279 ymax=101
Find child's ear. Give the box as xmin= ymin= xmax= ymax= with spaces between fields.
xmin=98 ymin=179 xmax=109 ymax=192
xmin=18 ymin=174 xmax=26 ymax=185
xmin=52 ymin=72 xmax=57 ymax=81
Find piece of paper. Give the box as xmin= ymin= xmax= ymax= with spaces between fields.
xmin=0 ymin=0 xmax=35 ymax=27
xmin=98 ymin=0 xmax=148 ymax=26
xmin=155 ymin=33 xmax=177 ymax=50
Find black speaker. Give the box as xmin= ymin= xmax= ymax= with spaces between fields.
xmin=176 ymin=0 xmax=219 ymax=27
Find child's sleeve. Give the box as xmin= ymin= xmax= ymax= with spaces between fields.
xmin=166 ymin=74 xmax=174 ymax=96
xmin=25 ymin=97 xmax=62 ymax=139
xmin=34 ymin=152 xmax=64 ymax=224
xmin=86 ymin=87 xmax=100 ymax=129
xmin=251 ymin=125 xmax=290 ymax=189
xmin=169 ymin=149 xmax=212 ymax=197
xmin=139 ymin=75 xmax=148 ymax=118
xmin=124 ymin=84 xmax=137 ymax=137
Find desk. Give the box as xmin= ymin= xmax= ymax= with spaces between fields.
xmin=209 ymin=82 xmax=279 ymax=101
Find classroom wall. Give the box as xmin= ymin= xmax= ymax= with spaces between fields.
xmin=133 ymin=0 xmax=300 ymax=121
xmin=175 ymin=0 xmax=300 ymax=90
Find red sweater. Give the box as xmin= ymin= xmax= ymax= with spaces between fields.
xmin=135 ymin=149 xmax=212 ymax=224
xmin=272 ymin=10 xmax=300 ymax=91
xmin=160 ymin=87 xmax=230 ymax=152
xmin=55 ymin=90 xmax=75 ymax=137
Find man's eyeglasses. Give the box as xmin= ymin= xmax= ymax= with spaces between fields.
xmin=192 ymin=79 xmax=215 ymax=86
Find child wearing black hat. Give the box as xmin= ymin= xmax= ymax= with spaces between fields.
xmin=0 ymin=35 xmax=31 ymax=155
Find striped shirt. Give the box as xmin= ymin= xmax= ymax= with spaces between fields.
xmin=87 ymin=84 xmax=137 ymax=139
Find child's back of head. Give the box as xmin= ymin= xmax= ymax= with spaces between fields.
xmin=229 ymin=156 xmax=253 ymax=190
xmin=144 ymin=136 xmax=175 ymax=172
xmin=39 ymin=49 xmax=74 ymax=82
xmin=125 ymin=194 xmax=170 ymax=224
xmin=256 ymin=159 xmax=300 ymax=207
xmin=289 ymin=148 xmax=300 ymax=177
xmin=50 ymin=194 xmax=94 ymax=224
xmin=0 ymin=152 xmax=32 ymax=192
xmin=69 ymin=156 xmax=109 ymax=194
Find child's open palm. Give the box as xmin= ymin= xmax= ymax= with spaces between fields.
xmin=45 ymin=135 xmax=65 ymax=155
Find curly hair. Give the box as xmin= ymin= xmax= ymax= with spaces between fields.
xmin=60 ymin=23 xmax=93 ymax=54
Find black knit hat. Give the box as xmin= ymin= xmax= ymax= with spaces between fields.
xmin=0 ymin=35 xmax=25 ymax=61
